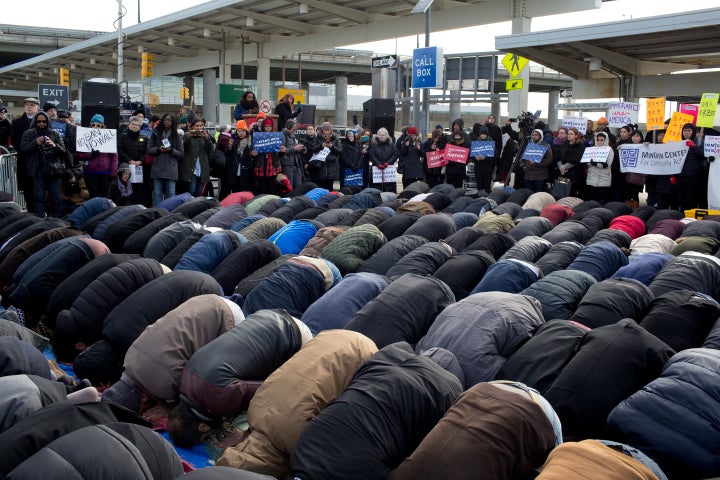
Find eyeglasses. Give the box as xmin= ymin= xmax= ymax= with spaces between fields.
xmin=90 ymin=123 xmax=103 ymax=127
xmin=35 ymin=120 xmax=48 ymax=124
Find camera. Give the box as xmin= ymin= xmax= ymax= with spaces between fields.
xmin=508 ymin=118 xmax=517 ymax=122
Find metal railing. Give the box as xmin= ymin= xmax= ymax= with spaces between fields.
xmin=0 ymin=146 xmax=25 ymax=211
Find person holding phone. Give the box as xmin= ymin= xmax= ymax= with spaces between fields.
xmin=148 ymin=113 xmax=184 ymax=206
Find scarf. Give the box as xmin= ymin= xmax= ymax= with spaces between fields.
xmin=117 ymin=178 xmax=133 ymax=198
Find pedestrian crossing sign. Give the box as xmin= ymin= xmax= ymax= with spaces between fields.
xmin=502 ymin=53 xmax=529 ymax=78
xmin=506 ymin=78 xmax=524 ymax=90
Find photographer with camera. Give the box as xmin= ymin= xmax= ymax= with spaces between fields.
xmin=398 ymin=126 xmax=424 ymax=188
xmin=20 ymin=111 xmax=69 ymax=217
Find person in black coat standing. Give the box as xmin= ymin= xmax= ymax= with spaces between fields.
xmin=274 ymin=93 xmax=301 ymax=132
xmin=398 ymin=126 xmax=424 ymax=188
xmin=10 ymin=98 xmax=40 ymax=208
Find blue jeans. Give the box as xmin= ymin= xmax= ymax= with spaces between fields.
xmin=189 ymin=175 xmax=204 ymax=197
xmin=153 ymin=178 xmax=176 ymax=206
xmin=32 ymin=173 xmax=63 ymax=217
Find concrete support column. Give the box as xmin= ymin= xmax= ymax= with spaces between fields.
xmin=547 ymin=89 xmax=559 ymax=130
xmin=256 ymin=57 xmax=271 ymax=105
xmin=449 ymin=90 xmax=461 ymax=126
xmin=202 ymin=68 xmax=218 ymax=125
xmin=335 ymin=75 xmax=348 ymax=126
xmin=508 ymin=16 xmax=531 ymax=118
xmin=491 ymin=101 xmax=501 ymax=121
xmin=372 ymin=68 xmax=397 ymax=99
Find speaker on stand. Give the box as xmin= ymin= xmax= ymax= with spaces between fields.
xmin=362 ymin=98 xmax=396 ymax=134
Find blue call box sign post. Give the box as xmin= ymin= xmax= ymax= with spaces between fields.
xmin=412 ymin=46 xmax=444 ymax=89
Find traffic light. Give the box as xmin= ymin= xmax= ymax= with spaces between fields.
xmin=141 ymin=52 xmax=153 ymax=78
xmin=59 ymin=68 xmax=70 ymax=86
xmin=180 ymin=87 xmax=190 ymax=99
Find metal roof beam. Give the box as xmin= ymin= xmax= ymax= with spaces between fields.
xmin=146 ymin=29 xmax=225 ymax=51
xmin=178 ymin=19 xmax=269 ymax=43
xmin=132 ymin=40 xmax=197 ymax=58
xmin=218 ymin=7 xmax=316 ymax=34
xmin=292 ymin=0 xmax=382 ymax=23
xmin=570 ymin=41 xmax=696 ymax=75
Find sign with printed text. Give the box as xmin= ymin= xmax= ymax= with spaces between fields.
xmin=607 ymin=101 xmax=640 ymax=127
xmin=645 ymin=97 xmax=666 ymax=131
xmin=310 ymin=147 xmax=330 ymax=163
xmin=521 ymin=144 xmax=548 ymax=163
xmin=580 ymin=146 xmax=612 ymax=163
xmin=562 ymin=115 xmax=588 ymax=135
xmin=501 ymin=53 xmax=528 ymax=78
xmin=679 ymin=104 xmax=699 ymax=125
xmin=470 ymin=141 xmax=495 ymax=158
xmin=372 ymin=165 xmax=397 ymax=184
xmin=697 ymin=93 xmax=720 ymax=128
xmin=704 ymin=135 xmax=720 ymax=158
xmin=444 ymin=144 xmax=469 ymax=164
xmin=412 ymin=46 xmax=444 ymax=89
xmin=76 ymin=126 xmax=117 ymax=153
xmin=252 ymin=132 xmax=285 ymax=153
xmin=371 ymin=55 xmax=397 ymax=68
xmin=38 ymin=84 xmax=69 ymax=111
xmin=425 ymin=149 xmax=447 ymax=168
xmin=130 ymin=164 xmax=143 ymax=183
xmin=664 ymin=112 xmax=695 ymax=143
xmin=51 ymin=121 xmax=66 ymax=137
xmin=618 ymin=142 xmax=689 ymax=175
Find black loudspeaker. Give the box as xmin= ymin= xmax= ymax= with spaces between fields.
xmin=82 ymin=104 xmax=121 ymax=129
xmin=296 ymin=104 xmax=316 ymax=126
xmin=82 ymin=81 xmax=120 ymax=106
xmin=362 ymin=98 xmax=395 ymax=133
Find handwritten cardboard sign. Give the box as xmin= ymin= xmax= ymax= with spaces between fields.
xmin=310 ymin=147 xmax=330 ymax=163
xmin=607 ymin=101 xmax=640 ymax=128
xmin=521 ymin=143 xmax=548 ymax=163
xmin=645 ymin=97 xmax=666 ymax=131
xmin=372 ymin=165 xmax=397 ymax=183
xmin=664 ymin=112 xmax=695 ymax=143
xmin=470 ymin=141 xmax=495 ymax=158
xmin=680 ymin=104 xmax=699 ymax=126
xmin=580 ymin=146 xmax=612 ymax=163
xmin=697 ymin=93 xmax=720 ymax=128
xmin=562 ymin=115 xmax=588 ymax=135
xmin=704 ymin=135 xmax=720 ymax=158
xmin=444 ymin=144 xmax=469 ymax=164
xmin=252 ymin=132 xmax=284 ymax=153
xmin=618 ymin=142 xmax=689 ymax=175
xmin=76 ymin=126 xmax=117 ymax=153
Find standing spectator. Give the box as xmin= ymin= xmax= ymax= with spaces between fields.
xmin=281 ymin=120 xmax=305 ymax=189
xmin=233 ymin=91 xmax=260 ymax=121
xmin=677 ymin=122 xmax=707 ymax=211
xmin=445 ymin=129 xmax=469 ymax=188
xmin=395 ymin=125 xmax=410 ymax=154
xmin=359 ymin=128 xmax=373 ymax=187
xmin=470 ymin=125 xmax=495 ymax=193
xmin=341 ymin=129 xmax=364 ymax=188
xmin=309 ymin=122 xmax=341 ymax=191
xmin=118 ymin=115 xmax=150 ymax=206
xmin=595 ymin=117 xmax=617 ymax=146
xmin=234 ymin=120 xmax=255 ymax=193
xmin=586 ymin=131 xmax=614 ymax=203
xmin=181 ymin=118 xmax=214 ymax=197
xmin=422 ymin=128 xmax=446 ymax=188
xmin=43 ymin=102 xmax=59 ymax=122
xmin=645 ymin=129 xmax=665 ymax=209
xmin=551 ymin=126 xmax=569 ymax=180
xmin=11 ymin=97 xmax=40 ymax=207
xmin=212 ymin=132 xmax=233 ymax=200
xmin=622 ymin=129 xmax=646 ymax=209
xmin=368 ymin=127 xmax=399 ymax=192
xmin=398 ymin=126 xmax=424 ymax=188
xmin=76 ymin=114 xmax=118 ymax=200
xmin=149 ymin=113 xmax=184 ymax=206
xmin=522 ymin=128 xmax=554 ymax=193
xmin=300 ymin=124 xmax=317 ymax=181
xmin=111 ymin=163 xmax=134 ymax=206
xmin=485 ymin=114 xmax=503 ymax=165
xmin=0 ymin=107 xmax=11 ymax=147
xmin=556 ymin=127 xmax=586 ymax=198
xmin=274 ymin=93 xmax=301 ymax=132
xmin=20 ymin=111 xmax=68 ymax=217
xmin=251 ymin=119 xmax=283 ymax=194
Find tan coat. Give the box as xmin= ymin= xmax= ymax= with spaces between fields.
xmin=122 ymin=294 xmax=235 ymax=402
xmin=218 ymin=330 xmax=378 ymax=477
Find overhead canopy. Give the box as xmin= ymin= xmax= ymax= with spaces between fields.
xmin=0 ymin=0 xmax=602 ymax=91
xmin=495 ymin=8 xmax=720 ymax=101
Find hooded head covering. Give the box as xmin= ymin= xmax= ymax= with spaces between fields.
xmin=31 ymin=112 xmax=51 ymax=132
xmin=102 ymin=379 xmax=142 ymax=412
xmin=532 ymin=129 xmax=544 ymax=143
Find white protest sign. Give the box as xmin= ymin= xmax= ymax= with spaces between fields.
xmin=580 ymin=146 xmax=612 ymax=163
xmin=309 ymin=147 xmax=330 ymax=163
xmin=617 ymin=142 xmax=689 ymax=175
xmin=607 ymin=101 xmax=640 ymax=128
xmin=130 ymin=164 xmax=143 ymax=183
xmin=704 ymin=135 xmax=720 ymax=158
xmin=709 ymin=160 xmax=720 ymax=209
xmin=76 ymin=126 xmax=118 ymax=153
xmin=372 ymin=165 xmax=397 ymax=184
xmin=562 ymin=115 xmax=588 ymax=135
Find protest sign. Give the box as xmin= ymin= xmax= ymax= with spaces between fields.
xmin=521 ymin=143 xmax=548 ymax=163
xmin=372 ymin=165 xmax=397 ymax=184
xmin=76 ymin=126 xmax=117 ymax=153
xmin=562 ymin=115 xmax=588 ymax=135
xmin=130 ymin=164 xmax=143 ymax=184
xmin=709 ymin=161 xmax=720 ymax=209
xmin=704 ymin=135 xmax=720 ymax=158
xmin=697 ymin=93 xmax=720 ymax=128
xmin=252 ymin=132 xmax=284 ymax=153
xmin=51 ymin=121 xmax=66 ymax=137
xmin=580 ymin=146 xmax=612 ymax=163
xmin=343 ymin=168 xmax=363 ymax=186
xmin=425 ymin=149 xmax=447 ymax=168
xmin=645 ymin=97 xmax=666 ymax=131
xmin=680 ymin=104 xmax=699 ymax=125
xmin=607 ymin=101 xmax=640 ymax=127
xmin=617 ymin=142 xmax=689 ymax=175
xmin=444 ymin=144 xmax=469 ymax=164
xmin=309 ymin=147 xmax=330 ymax=163
xmin=664 ymin=112 xmax=695 ymax=143
xmin=470 ymin=141 xmax=495 ymax=158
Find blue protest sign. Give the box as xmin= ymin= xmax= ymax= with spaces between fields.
xmin=51 ymin=121 xmax=67 ymax=137
xmin=412 ymin=46 xmax=444 ymax=89
xmin=470 ymin=141 xmax=495 ymax=158
xmin=344 ymin=168 xmax=363 ymax=186
xmin=252 ymin=132 xmax=284 ymax=153
xmin=522 ymin=144 xmax=548 ymax=163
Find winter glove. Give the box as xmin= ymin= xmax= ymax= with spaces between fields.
xmin=670 ymin=175 xmax=677 ymax=185
xmin=91 ymin=150 xmax=100 ymax=158
xmin=686 ymin=140 xmax=696 ymax=148
xmin=352 ymin=165 xmax=360 ymax=172
xmin=708 ymin=156 xmax=716 ymax=163
xmin=590 ymin=161 xmax=597 ymax=167
xmin=377 ymin=163 xmax=386 ymax=170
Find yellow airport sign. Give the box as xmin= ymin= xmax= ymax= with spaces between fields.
xmin=502 ymin=53 xmax=529 ymax=78
xmin=506 ymin=78 xmax=524 ymax=91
